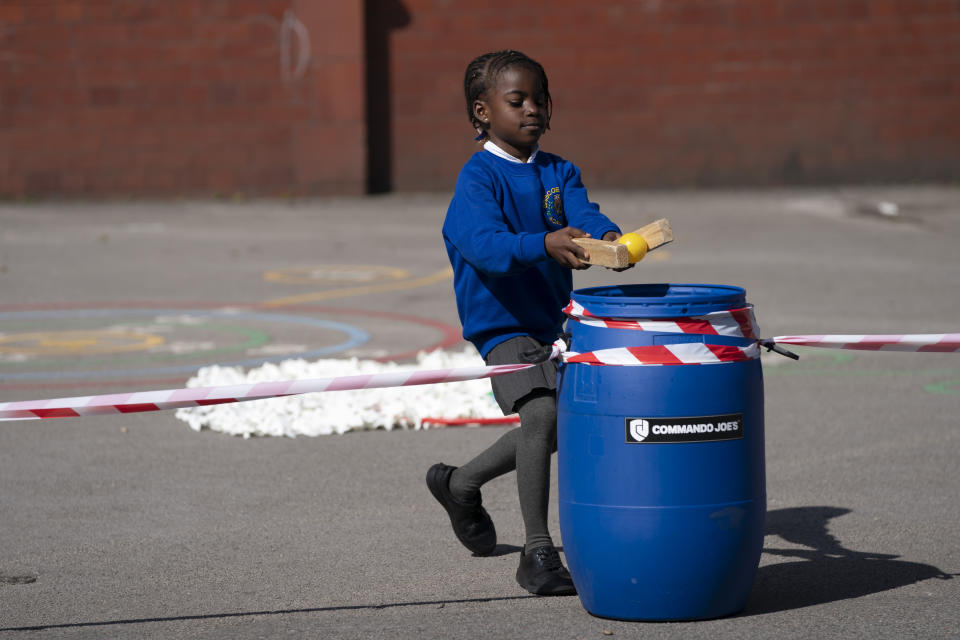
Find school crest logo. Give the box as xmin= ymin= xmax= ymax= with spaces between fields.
xmin=543 ymin=187 xmax=565 ymax=226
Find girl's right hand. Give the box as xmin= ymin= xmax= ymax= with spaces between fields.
xmin=545 ymin=227 xmax=591 ymax=269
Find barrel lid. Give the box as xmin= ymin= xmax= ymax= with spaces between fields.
xmin=571 ymin=284 xmax=746 ymax=318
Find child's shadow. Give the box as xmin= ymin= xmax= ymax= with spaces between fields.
xmin=483 ymin=544 xmax=563 ymax=558
xmin=744 ymin=506 xmax=953 ymax=614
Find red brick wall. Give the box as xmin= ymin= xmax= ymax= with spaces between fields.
xmin=0 ymin=0 xmax=365 ymax=197
xmin=1 ymin=1 xmax=958 ymax=196
xmin=390 ymin=0 xmax=960 ymax=190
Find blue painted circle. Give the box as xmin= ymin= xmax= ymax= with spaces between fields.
xmin=0 ymin=309 xmax=369 ymax=380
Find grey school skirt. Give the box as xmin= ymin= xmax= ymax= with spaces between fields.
xmin=484 ymin=335 xmax=559 ymax=415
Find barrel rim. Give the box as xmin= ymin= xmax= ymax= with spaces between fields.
xmin=571 ymin=283 xmax=746 ymax=318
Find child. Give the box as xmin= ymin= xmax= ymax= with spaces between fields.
xmin=427 ymin=50 xmax=624 ymax=596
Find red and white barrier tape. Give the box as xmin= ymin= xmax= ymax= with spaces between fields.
xmin=563 ymin=300 xmax=761 ymax=340
xmin=771 ymin=333 xmax=960 ymax=352
xmin=565 ymin=343 xmax=761 ymax=366
xmin=1 ymin=304 xmax=958 ymax=421
xmin=0 ymin=363 xmax=532 ymax=421
xmin=563 ymin=300 xmax=960 ymax=355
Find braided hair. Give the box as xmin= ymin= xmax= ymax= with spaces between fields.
xmin=463 ymin=50 xmax=552 ymax=135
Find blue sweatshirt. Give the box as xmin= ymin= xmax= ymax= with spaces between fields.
xmin=442 ymin=150 xmax=620 ymax=357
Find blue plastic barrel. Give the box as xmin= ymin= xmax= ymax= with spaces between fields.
xmin=557 ymin=284 xmax=765 ymax=621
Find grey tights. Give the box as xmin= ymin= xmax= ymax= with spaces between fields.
xmin=449 ymin=389 xmax=557 ymax=552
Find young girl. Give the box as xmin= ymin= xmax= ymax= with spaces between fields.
xmin=427 ymin=50 xmax=624 ymax=596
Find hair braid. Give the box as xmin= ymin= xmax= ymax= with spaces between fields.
xmin=463 ymin=50 xmax=552 ymax=133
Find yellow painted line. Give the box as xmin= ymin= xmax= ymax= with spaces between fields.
xmin=0 ymin=330 xmax=165 ymax=356
xmin=263 ymin=264 xmax=410 ymax=285
xmin=261 ymin=266 xmax=453 ymax=308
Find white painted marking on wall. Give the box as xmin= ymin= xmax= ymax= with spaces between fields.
xmin=280 ymin=9 xmax=310 ymax=84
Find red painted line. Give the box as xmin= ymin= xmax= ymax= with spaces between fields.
xmin=0 ymin=301 xmax=231 ymax=312
xmin=282 ymin=305 xmax=464 ymax=362
xmin=421 ymin=416 xmax=520 ymax=427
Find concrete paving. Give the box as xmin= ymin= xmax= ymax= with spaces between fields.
xmin=1 ymin=186 xmax=958 ymax=639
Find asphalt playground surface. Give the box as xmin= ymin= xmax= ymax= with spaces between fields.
xmin=1 ymin=186 xmax=958 ymax=639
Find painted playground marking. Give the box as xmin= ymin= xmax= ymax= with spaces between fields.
xmin=263 ymin=264 xmax=410 ymax=284
xmin=0 ymin=330 xmax=165 ymax=357
xmin=925 ymin=379 xmax=960 ymax=396
xmin=261 ymin=266 xmax=453 ymax=307
xmin=762 ymin=348 xmax=960 ymax=396
xmin=0 ymin=264 xmax=458 ymax=387
xmin=0 ymin=303 xmax=464 ymax=389
xmin=0 ymin=309 xmax=369 ymax=381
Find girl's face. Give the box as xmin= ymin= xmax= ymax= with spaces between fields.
xmin=473 ymin=66 xmax=547 ymax=162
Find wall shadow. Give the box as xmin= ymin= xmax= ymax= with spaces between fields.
xmin=744 ymin=506 xmax=953 ymax=615
xmin=364 ymin=0 xmax=410 ymax=193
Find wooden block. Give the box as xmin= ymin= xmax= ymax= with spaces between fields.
xmin=571 ymin=218 xmax=674 ymax=268
xmin=571 ymin=237 xmax=630 ymax=268
xmin=633 ymin=218 xmax=673 ymax=250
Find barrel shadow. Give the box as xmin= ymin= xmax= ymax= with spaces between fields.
xmin=743 ymin=506 xmax=953 ymax=615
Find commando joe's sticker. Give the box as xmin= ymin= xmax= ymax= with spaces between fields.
xmin=625 ymin=414 xmax=744 ymax=444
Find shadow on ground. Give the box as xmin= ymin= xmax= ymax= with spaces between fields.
xmin=0 ymin=595 xmax=537 ymax=633
xmin=745 ymin=506 xmax=953 ymax=615
xmin=3 ymin=507 xmax=952 ymax=631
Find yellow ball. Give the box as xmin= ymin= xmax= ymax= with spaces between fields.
xmin=617 ymin=233 xmax=648 ymax=263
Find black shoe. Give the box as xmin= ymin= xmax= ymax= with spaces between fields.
xmin=426 ymin=463 xmax=496 ymax=556
xmin=516 ymin=545 xmax=577 ymax=596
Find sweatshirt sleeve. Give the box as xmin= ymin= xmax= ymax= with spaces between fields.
xmin=443 ymin=165 xmax=549 ymax=276
xmin=560 ymin=160 xmax=621 ymax=239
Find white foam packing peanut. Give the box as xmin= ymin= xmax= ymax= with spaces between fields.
xmin=174 ymin=348 xmax=503 ymax=438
